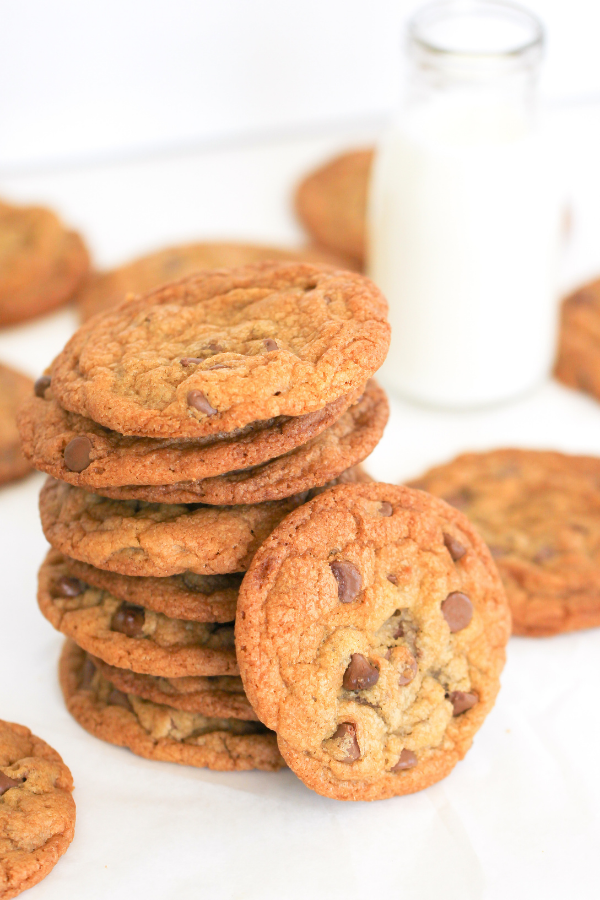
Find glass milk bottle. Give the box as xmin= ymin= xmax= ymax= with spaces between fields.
xmin=368 ymin=0 xmax=562 ymax=408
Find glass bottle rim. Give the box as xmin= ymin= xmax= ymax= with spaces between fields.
xmin=408 ymin=0 xmax=544 ymax=64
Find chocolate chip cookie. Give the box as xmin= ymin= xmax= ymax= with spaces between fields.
xmin=0 ymin=719 xmax=75 ymax=899
xmin=102 ymin=464 xmax=371 ymax=506
xmin=50 ymin=262 xmax=390 ymax=438
xmin=60 ymin=642 xmax=283 ymax=771
xmin=38 ymin=550 xmax=238 ymax=676
xmin=555 ymin=277 xmax=600 ymax=401
xmin=91 ymin=658 xmax=257 ymax=720
xmin=0 ymin=199 xmax=89 ymax=326
xmin=295 ymin=150 xmax=373 ymax=264
xmin=236 ymin=483 xmax=510 ymax=801
xmin=55 ymin=553 xmax=240 ymax=622
xmin=411 ymin=448 xmax=600 ymax=637
xmin=0 ymin=363 xmax=33 ymax=486
xmin=77 ymin=241 xmax=357 ymax=321
xmin=18 ymin=378 xmax=380 ymax=501
xmin=39 ymin=477 xmax=307 ymax=577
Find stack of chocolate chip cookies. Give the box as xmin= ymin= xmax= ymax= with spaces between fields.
xmin=18 ymin=261 xmax=391 ymax=775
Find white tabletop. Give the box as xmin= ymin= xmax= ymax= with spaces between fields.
xmin=0 ymin=121 xmax=599 ymax=900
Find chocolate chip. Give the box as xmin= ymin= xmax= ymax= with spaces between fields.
xmin=55 ymin=575 xmax=85 ymax=597
xmin=387 ymin=574 xmax=399 ymax=585
xmin=571 ymin=288 xmax=595 ymax=307
xmin=343 ymin=654 xmax=379 ymax=691
xmin=80 ymin=656 xmax=96 ymax=689
xmin=391 ymin=749 xmax=417 ymax=771
xmin=180 ymin=357 xmax=203 ymax=366
xmin=331 ymin=722 xmax=360 ymax=762
xmin=110 ymin=602 xmax=145 ymax=637
xmin=442 ymin=592 xmax=473 ymax=632
xmin=206 ymin=363 xmax=229 ymax=370
xmin=330 ymin=560 xmax=362 ymax=603
xmin=107 ymin=689 xmax=132 ymax=711
xmin=393 ymin=622 xmax=404 ymax=639
xmin=398 ymin=655 xmax=418 ymax=685
xmin=443 ymin=490 xmax=472 ymax=510
xmin=208 ymin=341 xmax=223 ymax=353
xmin=0 ymin=771 xmax=22 ymax=796
xmin=187 ymin=391 xmax=217 ymax=415
xmin=533 ymin=545 xmax=555 ymax=564
xmin=443 ymin=532 xmax=466 ymax=562
xmin=449 ymin=690 xmax=478 ymax=715
xmin=34 ymin=375 xmax=51 ymax=398
xmin=264 ymin=338 xmax=278 ymax=351
xmin=489 ymin=545 xmax=507 ymax=559
xmin=64 ymin=436 xmax=92 ymax=472
xmin=379 ymin=501 xmax=393 ymax=517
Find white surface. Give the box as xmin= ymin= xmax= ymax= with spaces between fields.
xmin=2 ymin=0 xmax=600 ymax=170
xmin=0 ymin=127 xmax=599 ymax=899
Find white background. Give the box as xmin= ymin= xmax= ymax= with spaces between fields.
xmin=0 ymin=0 xmax=599 ymax=171
xmin=1 ymin=2 xmax=600 ymax=899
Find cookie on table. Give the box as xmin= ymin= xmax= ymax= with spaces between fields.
xmin=295 ymin=149 xmax=373 ymax=265
xmin=60 ymin=642 xmax=283 ymax=772
xmin=0 ymin=363 xmax=34 ymax=487
xmin=76 ymin=240 xmax=358 ymax=321
xmin=39 ymin=550 xmax=238 ymax=677
xmin=0 ymin=199 xmax=89 ymax=326
xmin=55 ymin=553 xmax=241 ymax=623
xmin=236 ymin=483 xmax=510 ymax=801
xmin=411 ymin=448 xmax=600 ymax=637
xmin=18 ymin=377 xmax=384 ymax=501
xmin=39 ymin=477 xmax=308 ymax=577
xmin=0 ymin=719 xmax=75 ymax=899
xmin=555 ymin=278 xmax=600 ymax=401
xmin=92 ymin=658 xmax=258 ymax=720
xmin=50 ymin=262 xmax=390 ymax=439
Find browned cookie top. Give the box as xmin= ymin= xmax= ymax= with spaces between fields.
xmin=411 ymin=448 xmax=600 ymax=637
xmin=0 ymin=719 xmax=75 ymax=899
xmin=91 ymin=659 xmax=257 ymax=720
xmin=555 ymin=277 xmax=600 ymax=401
xmin=50 ymin=262 xmax=390 ymax=438
xmin=39 ymin=477 xmax=307 ymax=577
xmin=18 ymin=377 xmax=360 ymax=491
xmin=77 ymin=241 xmax=358 ymax=321
xmin=0 ymin=200 xmax=89 ymax=326
xmin=60 ymin=642 xmax=283 ymax=772
xmin=38 ymin=550 xmax=238 ymax=677
xmin=236 ymin=483 xmax=509 ymax=801
xmin=0 ymin=363 xmax=33 ymax=486
xmin=57 ymin=553 xmax=240 ymax=622
xmin=295 ymin=150 xmax=373 ymax=264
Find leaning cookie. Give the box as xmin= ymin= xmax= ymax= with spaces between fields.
xmin=0 ymin=363 xmax=34 ymax=486
xmin=39 ymin=477 xmax=307 ymax=577
xmin=19 ymin=378 xmax=360 ymax=490
xmin=0 ymin=719 xmax=75 ymax=899
xmin=410 ymin=448 xmax=600 ymax=637
xmin=50 ymin=262 xmax=390 ymax=438
xmin=91 ymin=658 xmax=257 ymax=720
xmin=236 ymin=483 xmax=510 ymax=801
xmin=60 ymin=642 xmax=283 ymax=772
xmin=0 ymin=200 xmax=89 ymax=326
xmin=39 ymin=550 xmax=238 ymax=677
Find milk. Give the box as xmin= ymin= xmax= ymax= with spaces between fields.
xmin=368 ymin=6 xmax=562 ymax=409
